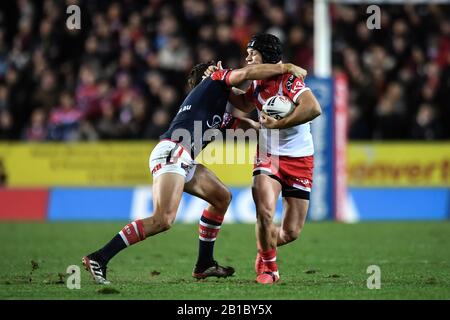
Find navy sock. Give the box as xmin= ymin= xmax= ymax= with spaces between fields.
xmin=197 ymin=240 xmax=215 ymax=268
xmin=92 ymin=220 xmax=146 ymax=265
xmin=94 ymin=234 xmax=127 ymax=265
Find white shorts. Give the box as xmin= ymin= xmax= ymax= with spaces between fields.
xmin=149 ymin=140 xmax=197 ymax=183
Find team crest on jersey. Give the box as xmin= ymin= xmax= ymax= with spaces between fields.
xmin=207 ymin=115 xmax=222 ymax=129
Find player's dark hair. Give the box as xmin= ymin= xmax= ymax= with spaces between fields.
xmin=247 ymin=33 xmax=282 ymax=64
xmin=187 ymin=61 xmax=216 ymax=90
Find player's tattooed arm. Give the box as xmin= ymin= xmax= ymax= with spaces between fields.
xmin=261 ymin=90 xmax=321 ymax=129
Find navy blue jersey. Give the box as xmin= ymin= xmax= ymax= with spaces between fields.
xmin=160 ymin=69 xmax=234 ymax=158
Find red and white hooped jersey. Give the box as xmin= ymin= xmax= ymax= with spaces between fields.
xmin=245 ymin=73 xmax=313 ymax=157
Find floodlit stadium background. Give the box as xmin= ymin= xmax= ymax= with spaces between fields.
xmin=0 ymin=0 xmax=449 ymax=223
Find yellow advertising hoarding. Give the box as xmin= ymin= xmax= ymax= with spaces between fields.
xmin=0 ymin=142 xmax=154 ymax=186
xmin=348 ymin=143 xmax=450 ymax=187
xmin=0 ymin=142 xmax=255 ymax=187
xmin=0 ymin=142 xmax=448 ymax=187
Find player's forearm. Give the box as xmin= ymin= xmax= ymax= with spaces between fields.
xmin=229 ymin=63 xmax=306 ymax=87
xmin=242 ymin=63 xmax=288 ymax=81
xmin=276 ymin=99 xmax=321 ymax=129
xmin=229 ymin=91 xmax=255 ymax=113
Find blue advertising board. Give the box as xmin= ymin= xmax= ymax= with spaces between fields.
xmin=307 ymin=77 xmax=335 ymax=220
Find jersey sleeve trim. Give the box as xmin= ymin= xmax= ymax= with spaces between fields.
xmin=293 ymin=87 xmax=311 ymax=104
xmin=224 ymin=70 xmax=232 ymax=87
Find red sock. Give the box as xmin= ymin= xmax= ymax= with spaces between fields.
xmin=199 ymin=209 xmax=224 ymax=242
xmin=261 ymin=248 xmax=278 ymax=272
xmin=119 ymin=219 xmax=146 ymax=246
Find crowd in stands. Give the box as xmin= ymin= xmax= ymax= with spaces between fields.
xmin=0 ymin=0 xmax=448 ymax=141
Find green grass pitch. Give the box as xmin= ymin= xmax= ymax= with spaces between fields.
xmin=0 ymin=222 xmax=449 ymax=300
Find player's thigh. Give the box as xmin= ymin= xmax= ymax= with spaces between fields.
xmin=252 ymin=174 xmax=282 ymax=217
xmin=281 ymin=197 xmax=309 ymax=232
xmin=183 ymin=164 xmax=231 ymax=212
xmin=152 ymin=173 xmax=185 ymax=219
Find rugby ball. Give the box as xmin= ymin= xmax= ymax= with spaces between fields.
xmin=262 ymin=95 xmax=294 ymax=120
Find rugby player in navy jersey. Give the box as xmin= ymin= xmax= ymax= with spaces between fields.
xmin=82 ymin=60 xmax=307 ymax=284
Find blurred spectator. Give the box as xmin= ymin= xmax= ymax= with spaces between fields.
xmin=265 ymin=5 xmax=287 ymax=43
xmin=411 ymin=104 xmax=443 ymax=140
xmin=48 ymin=91 xmax=82 ymax=141
xmin=121 ymin=95 xmax=149 ymax=139
xmin=214 ymin=23 xmax=242 ymax=68
xmin=158 ymin=35 xmax=192 ymax=72
xmin=159 ymin=85 xmax=179 ymax=116
xmin=22 ymin=108 xmax=48 ymax=141
xmin=0 ymin=109 xmax=14 ymax=140
xmin=74 ymin=120 xmax=99 ymax=141
xmin=31 ymin=69 xmax=59 ymax=114
xmin=144 ymin=108 xmax=170 ymax=139
xmin=285 ymin=25 xmax=313 ymax=72
xmin=0 ymin=157 xmax=7 ymax=185
xmin=373 ymin=82 xmax=408 ymax=139
xmin=0 ymin=85 xmax=9 ymax=110
xmin=75 ymin=64 xmax=100 ymax=119
xmin=96 ymin=100 xmax=121 ymax=140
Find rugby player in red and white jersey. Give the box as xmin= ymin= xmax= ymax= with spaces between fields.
xmin=211 ymin=33 xmax=321 ymax=284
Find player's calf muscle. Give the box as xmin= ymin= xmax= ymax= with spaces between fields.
xmin=142 ymin=215 xmax=174 ymax=236
xmin=278 ymin=228 xmax=299 ymax=245
xmin=256 ymin=209 xmax=275 ymax=228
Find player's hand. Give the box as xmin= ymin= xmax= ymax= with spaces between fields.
xmin=284 ymin=63 xmax=307 ymax=81
xmin=203 ymin=61 xmax=223 ymax=79
xmin=239 ymin=117 xmax=260 ymax=130
xmin=260 ymin=112 xmax=281 ymax=129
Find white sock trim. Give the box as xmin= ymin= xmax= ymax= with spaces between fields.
xmin=262 ymin=257 xmax=277 ymax=262
xmin=199 ymin=236 xmax=216 ymax=242
xmin=119 ymin=230 xmax=130 ymax=246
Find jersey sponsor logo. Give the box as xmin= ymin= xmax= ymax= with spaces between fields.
xmin=285 ymin=75 xmax=295 ymax=92
xmin=286 ymin=75 xmax=303 ymax=94
xmin=206 ymin=115 xmax=222 ymax=129
xmin=177 ymin=104 xmax=192 ymax=114
xmin=291 ymin=81 xmax=303 ymax=93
